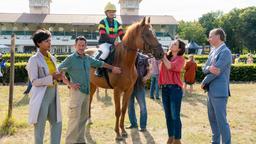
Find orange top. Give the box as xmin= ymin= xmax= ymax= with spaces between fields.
xmin=184 ymin=60 xmax=197 ymax=84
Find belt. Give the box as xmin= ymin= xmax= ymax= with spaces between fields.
xmin=160 ymin=84 xmax=179 ymax=89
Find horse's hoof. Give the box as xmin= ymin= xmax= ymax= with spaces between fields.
xmin=121 ymin=132 xmax=128 ymax=138
xmin=115 ymin=136 xmax=123 ymax=141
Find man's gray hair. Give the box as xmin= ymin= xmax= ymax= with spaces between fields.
xmin=211 ymin=28 xmax=226 ymax=41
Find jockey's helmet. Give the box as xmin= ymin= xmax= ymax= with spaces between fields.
xmin=104 ymin=2 xmax=116 ymax=12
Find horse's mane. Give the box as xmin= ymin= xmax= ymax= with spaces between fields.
xmin=84 ymin=21 xmax=142 ymax=66
xmin=122 ymin=21 xmax=140 ymax=45
xmin=114 ymin=22 xmax=141 ymax=66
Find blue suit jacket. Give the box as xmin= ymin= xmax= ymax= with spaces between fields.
xmin=202 ymin=44 xmax=232 ymax=97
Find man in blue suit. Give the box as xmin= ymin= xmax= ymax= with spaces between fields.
xmin=201 ymin=28 xmax=231 ymax=144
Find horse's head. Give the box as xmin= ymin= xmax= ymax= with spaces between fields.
xmin=135 ymin=17 xmax=164 ymax=60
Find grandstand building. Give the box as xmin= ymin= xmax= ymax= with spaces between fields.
xmin=0 ymin=0 xmax=177 ymax=54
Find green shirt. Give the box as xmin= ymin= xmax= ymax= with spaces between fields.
xmin=58 ymin=52 xmax=104 ymax=94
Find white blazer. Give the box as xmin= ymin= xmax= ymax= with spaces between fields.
xmin=26 ymin=51 xmax=62 ymax=124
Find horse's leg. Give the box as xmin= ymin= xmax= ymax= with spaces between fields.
xmin=113 ymin=89 xmax=123 ymax=140
xmin=120 ymin=87 xmax=133 ymax=138
xmin=105 ymin=89 xmax=108 ymax=97
xmin=88 ymin=82 xmax=97 ymax=124
xmin=96 ymin=87 xmax=100 ymax=98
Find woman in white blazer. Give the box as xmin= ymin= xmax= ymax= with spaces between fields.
xmin=26 ymin=29 xmax=63 ymax=144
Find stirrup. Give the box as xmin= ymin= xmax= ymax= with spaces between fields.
xmin=95 ymin=68 xmax=104 ymax=77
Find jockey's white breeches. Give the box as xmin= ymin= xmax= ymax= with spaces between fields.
xmin=93 ymin=43 xmax=112 ymax=60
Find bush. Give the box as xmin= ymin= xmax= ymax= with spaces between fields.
xmin=184 ymin=55 xmax=209 ymax=64
xmin=196 ymin=64 xmax=256 ymax=82
xmin=2 ymin=53 xmax=32 ymax=63
xmin=0 ymin=62 xmax=28 ymax=83
xmin=0 ymin=62 xmax=256 ymax=83
xmin=0 ymin=117 xmax=17 ymax=136
xmin=0 ymin=116 xmax=28 ymax=136
xmin=55 ymin=55 xmax=69 ymax=62
xmin=2 ymin=53 xmax=71 ymax=63
xmin=2 ymin=54 xmax=256 ymax=64
xmin=184 ymin=55 xmax=256 ymax=64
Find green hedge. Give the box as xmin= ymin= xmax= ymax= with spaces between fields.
xmin=196 ymin=64 xmax=256 ymax=81
xmin=2 ymin=53 xmax=31 ymax=63
xmin=1 ymin=54 xmax=69 ymax=63
xmin=184 ymin=55 xmax=256 ymax=64
xmin=55 ymin=55 xmax=68 ymax=62
xmin=3 ymin=54 xmax=255 ymax=64
xmin=0 ymin=62 xmax=28 ymax=83
xmin=0 ymin=63 xmax=256 ymax=84
xmin=184 ymin=55 xmax=209 ymax=64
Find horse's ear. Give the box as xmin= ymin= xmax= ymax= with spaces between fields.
xmin=147 ymin=17 xmax=151 ymax=24
xmin=140 ymin=17 xmax=146 ymax=26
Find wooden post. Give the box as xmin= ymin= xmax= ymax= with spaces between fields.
xmin=8 ymin=34 xmax=15 ymax=119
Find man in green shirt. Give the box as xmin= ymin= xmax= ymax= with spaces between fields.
xmin=58 ymin=36 xmax=121 ymax=144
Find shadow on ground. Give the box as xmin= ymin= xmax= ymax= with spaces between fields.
xmin=182 ymin=91 xmax=207 ymax=106
xmin=96 ymin=89 xmax=113 ymax=107
xmin=14 ymin=94 xmax=30 ymax=107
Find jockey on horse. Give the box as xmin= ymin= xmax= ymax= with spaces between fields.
xmin=93 ymin=2 xmax=125 ymax=77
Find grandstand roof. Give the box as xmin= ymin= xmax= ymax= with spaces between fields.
xmin=0 ymin=13 xmax=178 ymax=25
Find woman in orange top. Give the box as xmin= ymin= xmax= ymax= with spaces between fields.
xmin=184 ymin=54 xmax=197 ymax=96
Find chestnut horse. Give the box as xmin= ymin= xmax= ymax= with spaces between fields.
xmin=87 ymin=17 xmax=164 ymax=140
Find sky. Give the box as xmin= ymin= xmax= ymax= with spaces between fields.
xmin=0 ymin=0 xmax=255 ymax=21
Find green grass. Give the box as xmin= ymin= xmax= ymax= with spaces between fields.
xmin=0 ymin=83 xmax=255 ymax=144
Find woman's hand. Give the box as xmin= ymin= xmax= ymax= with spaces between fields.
xmin=52 ymin=72 xmax=63 ymax=81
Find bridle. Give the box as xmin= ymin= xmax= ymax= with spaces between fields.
xmin=122 ymin=25 xmax=161 ymax=53
xmin=141 ymin=26 xmax=161 ymax=54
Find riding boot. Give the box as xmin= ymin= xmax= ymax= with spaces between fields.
xmin=95 ymin=67 xmax=104 ymax=77
xmin=93 ymin=51 xmax=105 ymax=77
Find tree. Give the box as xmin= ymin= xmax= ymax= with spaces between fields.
xmin=199 ymin=11 xmax=223 ymax=36
xmin=177 ymin=21 xmax=207 ymax=45
xmin=219 ymin=8 xmax=243 ymax=53
xmin=239 ymin=7 xmax=256 ymax=53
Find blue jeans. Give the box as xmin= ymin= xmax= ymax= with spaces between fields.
xmin=150 ymin=74 xmax=159 ymax=99
xmin=161 ymin=84 xmax=183 ymax=139
xmin=128 ymin=86 xmax=147 ymax=129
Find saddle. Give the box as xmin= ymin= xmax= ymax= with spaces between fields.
xmin=100 ymin=45 xmax=116 ymax=88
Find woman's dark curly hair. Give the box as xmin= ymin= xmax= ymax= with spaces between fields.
xmin=166 ymin=39 xmax=186 ymax=60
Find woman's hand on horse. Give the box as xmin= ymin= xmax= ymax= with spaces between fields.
xmin=112 ymin=66 xmax=122 ymax=74
xmin=69 ymin=82 xmax=80 ymax=90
